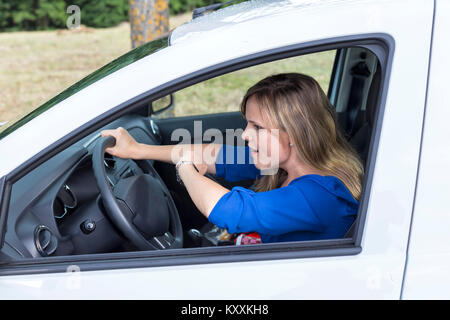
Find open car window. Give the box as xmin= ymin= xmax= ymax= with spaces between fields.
xmin=155 ymin=50 xmax=336 ymax=118
xmin=0 ymin=36 xmax=169 ymax=139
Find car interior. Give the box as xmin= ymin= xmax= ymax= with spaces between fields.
xmin=0 ymin=46 xmax=382 ymax=259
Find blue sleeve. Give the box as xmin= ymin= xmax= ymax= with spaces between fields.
xmin=208 ymin=185 xmax=325 ymax=236
xmin=214 ymin=144 xmax=261 ymax=182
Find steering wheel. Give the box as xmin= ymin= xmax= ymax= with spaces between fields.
xmin=92 ymin=136 xmax=183 ymax=250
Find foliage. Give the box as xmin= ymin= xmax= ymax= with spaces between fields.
xmin=0 ymin=0 xmax=246 ymax=31
xmin=0 ymin=0 xmax=13 ymax=30
xmin=0 ymin=0 xmax=128 ymax=31
xmin=169 ymin=0 xmax=244 ymax=15
xmin=0 ymin=0 xmax=67 ymax=31
xmin=69 ymin=0 xmax=129 ymax=28
xmin=170 ymin=0 xmax=216 ymax=15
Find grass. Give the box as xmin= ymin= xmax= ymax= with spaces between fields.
xmin=172 ymin=51 xmax=336 ymax=117
xmin=0 ymin=11 xmax=335 ymax=130
xmin=0 ymin=23 xmax=131 ymax=128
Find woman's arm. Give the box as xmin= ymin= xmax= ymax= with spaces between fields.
xmin=101 ymin=127 xmax=229 ymax=217
xmin=177 ymin=163 xmax=229 ymax=218
xmin=101 ymin=127 xmax=221 ymax=175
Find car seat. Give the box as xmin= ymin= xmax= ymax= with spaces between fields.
xmin=344 ymin=62 xmax=381 ymax=238
xmin=348 ymin=62 xmax=381 ymax=167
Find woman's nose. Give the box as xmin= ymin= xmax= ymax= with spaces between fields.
xmin=241 ymin=125 xmax=250 ymax=142
xmin=241 ymin=125 xmax=257 ymax=144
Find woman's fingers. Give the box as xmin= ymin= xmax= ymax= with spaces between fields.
xmin=101 ymin=129 xmax=117 ymax=139
xmin=101 ymin=127 xmax=125 ymax=139
xmin=195 ymin=162 xmax=208 ymax=176
xmin=100 ymin=127 xmax=137 ymax=158
xmin=101 ymin=128 xmax=119 ymax=155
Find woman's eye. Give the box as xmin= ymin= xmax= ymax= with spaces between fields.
xmin=254 ymin=125 xmax=261 ymax=131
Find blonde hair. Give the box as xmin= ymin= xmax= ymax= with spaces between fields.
xmin=241 ymin=73 xmax=364 ymax=201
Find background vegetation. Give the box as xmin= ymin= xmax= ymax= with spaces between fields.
xmin=0 ymin=12 xmax=190 ymax=127
xmin=0 ymin=0 xmax=233 ymax=31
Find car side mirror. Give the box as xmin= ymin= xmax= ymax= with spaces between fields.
xmin=150 ymin=94 xmax=174 ymax=116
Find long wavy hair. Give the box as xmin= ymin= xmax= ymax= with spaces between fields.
xmin=240 ymin=73 xmax=364 ymax=201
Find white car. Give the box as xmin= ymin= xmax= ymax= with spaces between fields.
xmin=0 ymin=0 xmax=448 ymax=300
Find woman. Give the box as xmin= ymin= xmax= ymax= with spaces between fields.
xmin=101 ymin=73 xmax=364 ymax=244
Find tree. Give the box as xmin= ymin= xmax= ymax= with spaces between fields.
xmin=71 ymin=0 xmax=128 ymax=28
xmin=129 ymin=0 xmax=169 ymax=49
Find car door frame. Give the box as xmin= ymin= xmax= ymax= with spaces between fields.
xmin=0 ymin=33 xmax=393 ymax=270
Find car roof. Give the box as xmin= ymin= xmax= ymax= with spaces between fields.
xmin=170 ymin=0 xmax=360 ymax=45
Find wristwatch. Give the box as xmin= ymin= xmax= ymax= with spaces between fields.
xmin=175 ymin=159 xmax=199 ymax=185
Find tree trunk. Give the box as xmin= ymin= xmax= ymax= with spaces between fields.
xmin=129 ymin=0 xmax=169 ymax=49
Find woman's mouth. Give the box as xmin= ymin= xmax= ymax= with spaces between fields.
xmin=249 ymin=146 xmax=258 ymax=155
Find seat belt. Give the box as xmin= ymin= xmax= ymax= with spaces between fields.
xmin=346 ymin=61 xmax=371 ymax=137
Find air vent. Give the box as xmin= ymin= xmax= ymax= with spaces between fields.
xmin=34 ymin=225 xmax=58 ymax=257
xmin=104 ymin=152 xmax=116 ymax=169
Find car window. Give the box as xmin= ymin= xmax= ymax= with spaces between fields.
xmin=0 ymin=36 xmax=169 ymax=139
xmin=154 ymin=50 xmax=336 ymax=118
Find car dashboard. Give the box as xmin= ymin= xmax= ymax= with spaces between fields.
xmin=3 ymin=114 xmax=165 ymax=258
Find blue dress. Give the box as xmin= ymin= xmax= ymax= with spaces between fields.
xmin=209 ymin=144 xmax=359 ymax=243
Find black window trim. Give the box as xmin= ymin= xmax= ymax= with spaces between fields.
xmin=0 ymin=33 xmax=394 ymax=276
xmin=0 ymin=176 xmax=7 ymax=249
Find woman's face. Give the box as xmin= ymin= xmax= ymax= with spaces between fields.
xmin=241 ymin=95 xmax=291 ymax=171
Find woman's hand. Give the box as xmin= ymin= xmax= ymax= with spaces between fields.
xmin=101 ymin=127 xmax=140 ymax=159
xmin=177 ymin=159 xmax=229 ymax=217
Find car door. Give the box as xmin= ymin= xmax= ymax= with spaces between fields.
xmin=0 ymin=0 xmax=433 ymax=299
xmin=401 ymin=0 xmax=450 ymax=299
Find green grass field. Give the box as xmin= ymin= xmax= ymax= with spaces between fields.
xmin=172 ymin=50 xmax=335 ymax=117
xmin=0 ymin=22 xmax=132 ymax=128
xmin=0 ymin=12 xmax=335 ymax=129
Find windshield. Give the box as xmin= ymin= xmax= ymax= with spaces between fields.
xmin=0 ymin=36 xmax=169 ymax=139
